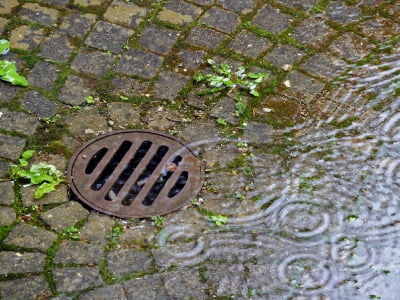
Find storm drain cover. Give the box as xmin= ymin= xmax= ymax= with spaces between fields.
xmin=67 ymin=130 xmax=204 ymax=218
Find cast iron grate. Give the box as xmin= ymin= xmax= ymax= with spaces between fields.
xmin=67 ymin=130 xmax=204 ymax=218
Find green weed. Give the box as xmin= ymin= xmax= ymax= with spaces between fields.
xmin=0 ymin=39 xmax=28 ymax=87
xmin=8 ymin=150 xmax=65 ymax=199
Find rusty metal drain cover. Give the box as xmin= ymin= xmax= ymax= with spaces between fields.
xmin=67 ymin=130 xmax=204 ymax=218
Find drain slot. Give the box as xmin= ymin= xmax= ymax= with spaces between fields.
xmin=105 ymin=141 xmax=152 ymax=201
xmin=168 ymin=171 xmax=188 ymax=197
xmin=85 ymin=148 xmax=108 ymax=174
xmin=143 ymin=156 xmax=182 ymax=206
xmin=91 ymin=141 xmax=132 ymax=191
xmin=122 ymin=145 xmax=169 ymax=205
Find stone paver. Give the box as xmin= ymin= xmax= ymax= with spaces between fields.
xmin=27 ymin=61 xmax=59 ymax=90
xmin=79 ymin=213 xmax=115 ymax=245
xmin=0 ymin=109 xmax=39 ymax=136
xmin=107 ymin=249 xmax=153 ymax=276
xmin=3 ymin=223 xmax=57 ymax=251
xmin=301 ymin=52 xmax=348 ymax=81
xmin=20 ymin=3 xmax=59 ymax=27
xmin=229 ymin=30 xmax=272 ymax=58
xmin=54 ymin=240 xmax=104 ymax=265
xmin=252 ymin=4 xmax=292 ymax=34
xmin=58 ymin=75 xmax=95 ymax=106
xmin=264 ymin=45 xmax=307 ymax=69
xmin=115 ymin=49 xmax=163 ymax=78
xmin=154 ymin=71 xmax=188 ymax=100
xmin=187 ymin=27 xmax=227 ymax=49
xmin=0 ymin=134 xmax=26 ymax=161
xmin=140 ymin=26 xmax=179 ymax=55
xmin=281 ymin=70 xmax=325 ymax=102
xmin=158 ymin=0 xmax=202 ymax=26
xmin=330 ymin=32 xmax=375 ymax=62
xmin=104 ymin=0 xmax=148 ymax=27
xmin=163 ymin=269 xmax=208 ymax=299
xmin=292 ymin=17 xmax=336 ymax=49
xmin=53 ymin=266 xmax=104 ymax=292
xmin=40 ymin=201 xmax=89 ymax=231
xmin=79 ymin=284 xmax=127 ymax=300
xmin=39 ymin=34 xmax=74 ymax=62
xmin=0 ymin=181 xmax=14 ymax=205
xmin=0 ymin=207 xmax=16 ymax=226
xmin=59 ymin=13 xmax=96 ymax=37
xmin=107 ymin=102 xmax=141 ymax=128
xmin=22 ymin=90 xmax=59 ymax=118
xmin=0 ymin=275 xmax=50 ymax=300
xmin=200 ymin=7 xmax=240 ymax=33
xmin=0 ymin=251 xmax=46 ymax=274
xmin=123 ymin=274 xmax=169 ymax=300
xmin=71 ymin=49 xmax=116 ymax=77
xmin=85 ymin=21 xmax=134 ymax=54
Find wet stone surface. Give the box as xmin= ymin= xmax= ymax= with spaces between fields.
xmin=71 ymin=49 xmax=116 ymax=78
xmin=229 ymin=30 xmax=272 ymax=58
xmin=263 ymin=45 xmax=307 ymax=69
xmin=115 ymin=49 xmax=163 ymax=79
xmin=0 ymin=207 xmax=16 ymax=226
xmin=58 ymin=75 xmax=95 ymax=105
xmin=85 ymin=21 xmax=134 ymax=54
xmin=53 ymin=266 xmax=104 ymax=292
xmin=4 ymin=223 xmax=57 ymax=251
xmin=54 ymin=241 xmax=104 ymax=265
xmin=158 ymin=0 xmax=202 ymax=26
xmin=40 ymin=201 xmax=89 ymax=232
xmin=0 ymin=134 xmax=26 ymax=161
xmin=0 ymin=251 xmax=46 ymax=274
xmin=281 ymin=70 xmax=325 ymax=101
xmin=154 ymin=71 xmax=188 ymax=100
xmin=22 ymin=91 xmax=59 ymax=118
xmin=59 ymin=13 xmax=96 ymax=37
xmin=39 ymin=34 xmax=74 ymax=63
xmin=301 ymin=52 xmax=348 ymax=81
xmin=9 ymin=26 xmax=45 ymax=51
xmin=140 ymin=26 xmax=179 ymax=55
xmin=0 ymin=275 xmax=50 ymax=300
xmin=20 ymin=3 xmax=59 ymax=27
xmin=292 ymin=17 xmax=336 ymax=49
xmin=187 ymin=27 xmax=227 ymax=49
xmin=252 ymin=4 xmax=292 ymax=34
xmin=104 ymin=0 xmax=148 ymax=27
xmin=0 ymin=181 xmax=14 ymax=205
xmin=27 ymin=61 xmax=59 ymax=90
xmin=200 ymin=7 xmax=240 ymax=33
xmin=107 ymin=249 xmax=153 ymax=276
xmin=1 ymin=0 xmax=400 ymax=298
xmin=330 ymin=32 xmax=375 ymax=62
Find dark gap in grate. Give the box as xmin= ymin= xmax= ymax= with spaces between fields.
xmin=105 ymin=141 xmax=152 ymax=201
xmin=122 ymin=145 xmax=169 ymax=206
xmin=168 ymin=171 xmax=188 ymax=198
xmin=85 ymin=148 xmax=108 ymax=174
xmin=142 ymin=155 xmax=183 ymax=206
xmin=91 ymin=140 xmax=132 ymax=191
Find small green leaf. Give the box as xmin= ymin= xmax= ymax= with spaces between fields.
xmin=18 ymin=159 xmax=28 ymax=167
xmin=119 ymin=95 xmax=129 ymax=101
xmin=85 ymin=95 xmax=94 ymax=104
xmin=0 ymin=39 xmax=10 ymax=55
xmin=34 ymin=182 xmax=57 ymax=199
xmin=250 ymin=90 xmax=260 ymax=97
xmin=22 ymin=150 xmax=35 ymax=160
xmin=194 ymin=72 xmax=205 ymax=82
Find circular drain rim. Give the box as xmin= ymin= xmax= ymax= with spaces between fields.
xmin=67 ymin=129 xmax=204 ymax=218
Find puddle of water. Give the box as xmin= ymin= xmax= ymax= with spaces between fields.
xmin=156 ymin=41 xmax=400 ymax=299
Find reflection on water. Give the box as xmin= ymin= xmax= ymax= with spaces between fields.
xmin=157 ymin=42 xmax=400 ymax=299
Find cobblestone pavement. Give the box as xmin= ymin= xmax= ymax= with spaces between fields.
xmin=0 ymin=0 xmax=400 ymax=299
